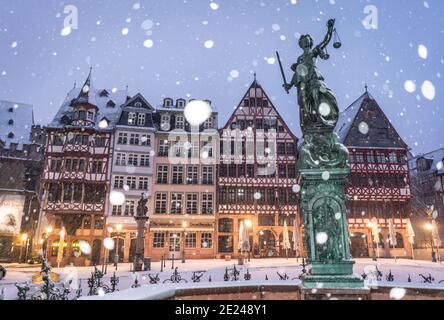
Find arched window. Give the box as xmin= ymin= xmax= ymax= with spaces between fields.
xmin=395 ymin=232 xmax=404 ymax=248
xmin=71 ymin=240 xmax=80 ymax=257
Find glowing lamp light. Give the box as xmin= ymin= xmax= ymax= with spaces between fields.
xmin=46 ymin=226 xmax=53 ymax=234
xmin=104 ymin=237 xmax=115 ymax=250
xmin=244 ymin=220 xmax=253 ymax=228
xmin=182 ymin=221 xmax=188 ymax=228
xmin=60 ymin=228 xmax=66 ymax=238
xmin=425 ymin=223 xmax=433 ymax=231
xmin=116 ymin=224 xmax=123 ymax=232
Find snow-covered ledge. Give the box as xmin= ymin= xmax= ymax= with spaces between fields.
xmin=79 ymin=280 xmax=301 ymax=301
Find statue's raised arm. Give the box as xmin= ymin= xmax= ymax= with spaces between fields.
xmin=313 ymin=19 xmax=335 ymax=59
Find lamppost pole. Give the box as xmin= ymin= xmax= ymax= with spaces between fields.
xmin=425 ymin=221 xmax=437 ymax=262
xmin=182 ymin=221 xmax=187 ymax=264
xmin=114 ymin=224 xmax=123 ymax=270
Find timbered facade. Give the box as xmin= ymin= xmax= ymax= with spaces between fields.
xmin=148 ymin=98 xmax=218 ymax=260
xmin=106 ymin=93 xmax=156 ymax=263
xmin=335 ymin=90 xmax=412 ymax=258
xmin=217 ymin=80 xmax=299 ymax=258
xmin=40 ymin=72 xmax=128 ymax=266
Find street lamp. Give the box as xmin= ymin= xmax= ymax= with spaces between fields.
xmin=244 ymin=220 xmax=252 ymax=262
xmin=42 ymin=226 xmax=53 ymax=259
xmin=114 ymin=224 xmax=123 ymax=270
xmin=182 ymin=221 xmax=187 ymax=263
xmin=425 ymin=222 xmax=437 ymax=262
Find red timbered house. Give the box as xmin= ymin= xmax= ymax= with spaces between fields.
xmin=217 ymin=79 xmax=299 ymax=258
xmin=40 ymin=71 xmax=128 ymax=266
xmin=335 ymin=90 xmax=412 ymax=258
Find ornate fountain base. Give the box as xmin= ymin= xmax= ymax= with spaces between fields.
xmin=299 ymin=131 xmax=364 ymax=291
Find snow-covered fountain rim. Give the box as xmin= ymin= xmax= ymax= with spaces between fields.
xmin=79 ymin=280 xmax=444 ymax=301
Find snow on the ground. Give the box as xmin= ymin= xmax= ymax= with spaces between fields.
xmin=1 ymin=258 xmax=444 ymax=300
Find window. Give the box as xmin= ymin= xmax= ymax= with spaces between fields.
xmin=157 ymin=165 xmax=168 ymax=184
xmin=186 ymin=193 xmax=198 ymax=214
xmin=138 ymin=177 xmax=149 ymax=190
xmin=202 ymin=166 xmax=213 ymax=184
xmin=95 ymin=136 xmax=106 ymax=147
xmin=129 ymin=134 xmax=140 ymax=145
xmin=50 ymin=159 xmax=63 ymax=172
xmin=287 ymin=143 xmax=296 ymax=155
xmin=137 ymin=113 xmax=146 ymax=126
xmin=185 ymin=233 xmax=196 ymax=248
xmin=367 ymin=151 xmax=375 ymax=164
xmin=118 ymin=133 xmax=128 ymax=145
xmin=172 ymin=166 xmax=184 ymax=184
xmin=112 ymin=205 xmax=123 ymax=216
xmin=355 ymin=152 xmax=364 ymax=163
xmin=73 ymin=184 xmax=82 ymax=202
xmin=94 ymin=218 xmax=104 ymax=230
xmin=277 ymin=143 xmax=286 ymax=155
xmin=91 ymin=160 xmax=103 ymax=174
xmin=158 ymin=140 xmax=170 ymax=156
xmin=170 ymin=193 xmax=183 ymax=214
xmin=53 ymin=134 xmax=64 ymax=145
xmin=201 ymin=233 xmax=213 ymax=248
xmin=258 ymin=215 xmax=275 ymax=226
xmin=115 ymin=153 xmax=126 ymax=166
xmin=175 ymin=116 xmax=185 ymax=129
xmin=376 ymin=152 xmax=387 ymax=164
xmin=83 ymin=217 xmax=91 ymax=229
xmin=87 ymin=111 xmax=95 ymax=121
xmin=389 ymin=152 xmax=398 ymax=164
xmin=124 ymin=201 xmax=135 ymax=216
xmin=153 ymin=233 xmax=165 ymax=248
xmin=160 ymin=114 xmax=170 ymax=130
xmin=203 ymin=117 xmax=213 ymax=129
xmin=140 ymin=155 xmax=150 ymax=167
xmin=278 ymin=164 xmax=286 ymax=178
xmin=128 ymin=112 xmax=136 ymax=125
xmin=126 ymin=177 xmax=137 ymax=190
xmin=155 ymin=193 xmax=167 ymax=214
xmin=114 ymin=176 xmax=124 ymax=189
xmin=141 ymin=135 xmax=151 ymax=146
xmin=202 ymin=193 xmax=213 ymax=215
xmin=128 ymin=154 xmax=138 ymax=166
xmin=288 ymin=165 xmax=296 ymax=178
xmin=218 ymin=236 xmax=233 ymax=253
xmin=187 ymin=166 xmax=199 ymax=184
xmin=218 ymin=218 xmax=233 ymax=233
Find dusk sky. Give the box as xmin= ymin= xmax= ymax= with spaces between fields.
xmin=0 ymin=0 xmax=443 ymax=155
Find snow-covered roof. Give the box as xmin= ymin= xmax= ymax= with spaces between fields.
xmin=334 ymin=92 xmax=370 ymax=143
xmin=410 ymin=148 xmax=444 ymax=174
xmin=48 ymin=86 xmax=128 ymax=131
xmin=0 ymin=100 xmax=34 ymax=149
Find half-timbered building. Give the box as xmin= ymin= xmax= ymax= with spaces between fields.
xmin=335 ymin=89 xmax=412 ymax=258
xmin=40 ymin=72 xmax=128 ymax=266
xmin=217 ymin=79 xmax=299 ymax=259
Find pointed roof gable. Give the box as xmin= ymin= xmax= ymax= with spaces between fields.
xmin=72 ymin=68 xmax=99 ymax=107
xmin=220 ymin=79 xmax=298 ymax=142
xmin=122 ymin=93 xmax=155 ymax=111
xmin=334 ymin=90 xmax=408 ymax=149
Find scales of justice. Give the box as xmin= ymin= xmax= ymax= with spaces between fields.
xmin=276 ymin=19 xmax=367 ymax=297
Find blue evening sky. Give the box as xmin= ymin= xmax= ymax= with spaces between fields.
xmin=0 ymin=0 xmax=443 ymax=155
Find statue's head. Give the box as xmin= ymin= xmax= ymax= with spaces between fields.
xmin=299 ymin=34 xmax=313 ymax=50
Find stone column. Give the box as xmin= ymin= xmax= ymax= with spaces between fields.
xmin=133 ymin=216 xmax=149 ymax=272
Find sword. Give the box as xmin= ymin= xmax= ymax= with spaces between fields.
xmin=276 ymin=51 xmax=290 ymax=94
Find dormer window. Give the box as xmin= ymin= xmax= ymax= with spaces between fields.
xmin=77 ymin=110 xmax=86 ymax=120
xmin=135 ymin=102 xmax=143 ymax=108
xmin=8 ymin=107 xmax=13 ymax=112
xmin=164 ymin=98 xmax=173 ymax=108
xmin=137 ymin=113 xmax=146 ymax=126
xmin=8 ymin=119 xmax=14 ymax=125
xmin=107 ymin=100 xmax=116 ymax=108
xmin=100 ymin=90 xmax=109 ymax=97
xmin=7 ymin=132 xmax=14 ymax=139
xmin=87 ymin=111 xmax=95 ymax=121
xmin=128 ymin=112 xmax=136 ymax=125
xmin=177 ymin=99 xmax=186 ymax=108
xmin=204 ymin=117 xmax=213 ymax=129
xmin=175 ymin=115 xmax=185 ymax=129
